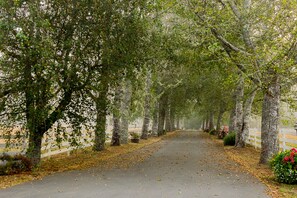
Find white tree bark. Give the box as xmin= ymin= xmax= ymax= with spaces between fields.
xmin=151 ymin=101 xmax=159 ymax=136
xmin=120 ymin=80 xmax=132 ymax=144
xmin=260 ymin=74 xmax=280 ymax=164
xmin=241 ymin=88 xmax=258 ymax=145
xmin=235 ymin=74 xmax=244 ymax=147
xmin=216 ymin=104 xmax=225 ymax=131
xmin=111 ymin=84 xmax=122 ymax=146
xmin=141 ymin=71 xmax=152 ymax=139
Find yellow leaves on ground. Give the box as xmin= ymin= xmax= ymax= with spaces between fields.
xmin=0 ymin=132 xmax=176 ymax=189
xmin=210 ymin=135 xmax=297 ymax=198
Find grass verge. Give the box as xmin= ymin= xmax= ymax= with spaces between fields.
xmin=0 ymin=132 xmax=176 ymax=189
xmin=210 ymin=135 xmax=297 ymax=198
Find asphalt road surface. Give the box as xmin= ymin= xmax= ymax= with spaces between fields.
xmin=0 ymin=131 xmax=269 ymax=198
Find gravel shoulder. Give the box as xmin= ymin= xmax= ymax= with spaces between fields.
xmin=0 ymin=131 xmax=269 ymax=198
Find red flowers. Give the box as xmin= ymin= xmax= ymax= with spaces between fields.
xmin=283 ymin=148 xmax=297 ymax=164
xmin=291 ymin=148 xmax=297 ymax=153
xmin=284 ymin=156 xmax=290 ymax=162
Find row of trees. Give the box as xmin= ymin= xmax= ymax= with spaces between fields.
xmin=175 ymin=0 xmax=297 ymax=164
xmin=1 ymin=0 xmax=297 ymax=167
xmin=0 ymin=0 xmax=192 ymax=166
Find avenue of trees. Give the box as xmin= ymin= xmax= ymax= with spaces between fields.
xmin=1 ymin=0 xmax=297 ymax=166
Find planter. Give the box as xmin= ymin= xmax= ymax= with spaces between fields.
xmin=131 ymin=138 xmax=140 ymax=143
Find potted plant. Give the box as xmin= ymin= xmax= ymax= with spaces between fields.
xmin=130 ymin=132 xmax=140 ymax=143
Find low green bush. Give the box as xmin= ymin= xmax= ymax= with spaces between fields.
xmin=209 ymin=129 xmax=217 ymax=136
xmin=0 ymin=154 xmax=32 ymax=175
xmin=130 ymin=132 xmax=140 ymax=139
xmin=270 ymin=148 xmax=297 ymax=184
xmin=203 ymin=129 xmax=210 ymax=133
xmin=223 ymin=132 xmax=235 ymax=146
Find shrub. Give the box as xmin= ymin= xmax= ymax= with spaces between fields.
xmin=0 ymin=154 xmax=32 ymax=175
xmin=270 ymin=148 xmax=297 ymax=184
xmin=203 ymin=129 xmax=210 ymax=133
xmin=223 ymin=132 xmax=235 ymax=146
xmin=209 ymin=129 xmax=217 ymax=136
xmin=130 ymin=132 xmax=140 ymax=139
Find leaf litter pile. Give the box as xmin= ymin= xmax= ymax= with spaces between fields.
xmin=0 ymin=132 xmax=177 ymax=189
xmin=209 ymin=135 xmax=297 ymax=198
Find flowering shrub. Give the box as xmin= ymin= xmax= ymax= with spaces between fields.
xmin=270 ymin=148 xmax=297 ymax=184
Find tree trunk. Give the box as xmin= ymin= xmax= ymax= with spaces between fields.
xmin=216 ymin=105 xmax=225 ymax=131
xmin=111 ymin=84 xmax=122 ymax=146
xmin=202 ymin=119 xmax=205 ymax=130
xmin=209 ymin=111 xmax=215 ymax=130
xmin=93 ymin=86 xmax=108 ymax=151
xmin=151 ymin=101 xmax=159 ymax=136
xmin=158 ymin=93 xmax=167 ymax=136
xmin=240 ymin=88 xmax=258 ymax=147
xmin=260 ymin=74 xmax=280 ymax=164
xmin=228 ymin=107 xmax=237 ymax=132
xmin=176 ymin=116 xmax=180 ymax=130
xmin=235 ymin=74 xmax=245 ymax=147
xmin=205 ymin=114 xmax=210 ymax=130
xmin=165 ymin=106 xmax=171 ymax=132
xmin=24 ymin=64 xmax=73 ymax=166
xmin=120 ymin=80 xmax=132 ymax=144
xmin=170 ymin=108 xmax=175 ymax=131
xmin=26 ymin=131 xmax=43 ymax=166
xmin=141 ymin=71 xmax=152 ymax=139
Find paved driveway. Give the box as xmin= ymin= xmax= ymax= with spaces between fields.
xmin=0 ymin=131 xmax=269 ymax=198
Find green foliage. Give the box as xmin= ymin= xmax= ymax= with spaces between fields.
xmin=223 ymin=132 xmax=235 ymax=146
xmin=0 ymin=154 xmax=32 ymax=175
xmin=209 ymin=129 xmax=217 ymax=136
xmin=270 ymin=148 xmax=297 ymax=184
xmin=130 ymin=132 xmax=140 ymax=139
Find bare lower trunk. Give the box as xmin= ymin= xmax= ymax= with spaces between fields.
xmin=202 ymin=119 xmax=205 ymax=130
xmin=235 ymin=74 xmax=244 ymax=147
xmin=158 ymin=94 xmax=167 ymax=136
xmin=260 ymin=74 xmax=280 ymax=164
xmin=241 ymin=88 xmax=258 ymax=146
xmin=152 ymin=102 xmax=159 ymax=136
xmin=26 ymin=131 xmax=42 ymax=166
xmin=170 ymin=109 xmax=175 ymax=131
xmin=120 ymin=80 xmax=132 ymax=144
xmin=111 ymin=84 xmax=122 ymax=146
xmin=209 ymin=111 xmax=214 ymax=130
xmin=229 ymin=107 xmax=237 ymax=132
xmin=216 ymin=105 xmax=225 ymax=131
xmin=141 ymin=71 xmax=152 ymax=140
xmin=176 ymin=117 xmax=180 ymax=130
xmin=165 ymin=107 xmax=171 ymax=132
xmin=205 ymin=114 xmax=210 ymax=130
xmin=93 ymin=86 xmax=108 ymax=151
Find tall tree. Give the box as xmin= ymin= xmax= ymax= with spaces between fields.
xmin=141 ymin=70 xmax=152 ymax=139
xmin=0 ymin=1 xmax=103 ymax=165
